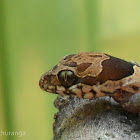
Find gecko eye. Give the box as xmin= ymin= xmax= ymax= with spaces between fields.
xmin=58 ymin=70 xmax=75 ymax=87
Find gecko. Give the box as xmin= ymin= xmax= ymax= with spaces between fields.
xmin=39 ymin=52 xmax=140 ymax=113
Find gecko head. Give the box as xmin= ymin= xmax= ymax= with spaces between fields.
xmin=39 ymin=52 xmax=112 ymax=98
xmin=39 ymin=52 xmax=105 ymax=97
xmin=39 ymin=52 xmax=135 ymax=98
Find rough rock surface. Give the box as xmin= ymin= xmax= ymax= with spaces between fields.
xmin=53 ymin=96 xmax=140 ymax=140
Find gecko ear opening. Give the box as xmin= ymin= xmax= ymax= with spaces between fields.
xmin=58 ymin=70 xmax=75 ymax=87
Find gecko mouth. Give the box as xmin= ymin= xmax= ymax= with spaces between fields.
xmin=39 ymin=74 xmax=87 ymax=97
xmin=39 ymin=78 xmax=96 ymax=98
xmin=39 ymin=78 xmax=67 ymax=95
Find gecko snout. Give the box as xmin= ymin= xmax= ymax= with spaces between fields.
xmin=39 ymin=77 xmax=46 ymax=91
xmin=39 ymin=73 xmax=59 ymax=93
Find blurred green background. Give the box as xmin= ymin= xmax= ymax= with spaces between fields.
xmin=0 ymin=0 xmax=140 ymax=140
